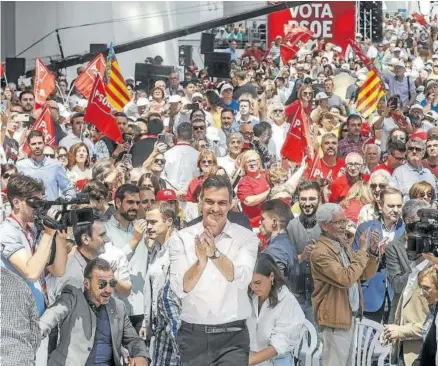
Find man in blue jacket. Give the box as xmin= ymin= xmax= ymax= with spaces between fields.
xmin=352 ymin=187 xmax=404 ymax=323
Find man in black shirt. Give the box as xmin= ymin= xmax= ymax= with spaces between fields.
xmin=232 ymin=70 xmax=258 ymax=100
xmin=130 ymin=119 xmax=164 ymax=168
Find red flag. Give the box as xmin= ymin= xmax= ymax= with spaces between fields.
xmin=280 ymin=26 xmax=313 ymax=63
xmin=33 ymin=58 xmax=56 ymax=107
xmin=74 ymin=54 xmax=106 ymax=99
xmin=412 ymin=12 xmax=427 ymax=26
xmin=281 ymin=100 xmax=313 ymax=164
xmin=0 ymin=62 xmax=4 ymax=78
xmin=304 ymin=154 xmax=323 ymax=180
xmin=85 ymin=77 xmax=123 ymax=144
xmin=348 ymin=39 xmax=375 ymax=70
xmin=22 ymin=106 xmax=56 ymax=156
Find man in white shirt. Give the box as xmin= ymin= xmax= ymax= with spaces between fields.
xmin=169 ymin=176 xmax=258 ymax=365
xmin=163 ymin=122 xmax=199 ymax=193
xmin=268 ymin=103 xmax=288 ymax=160
xmin=59 ymin=112 xmax=95 ymax=156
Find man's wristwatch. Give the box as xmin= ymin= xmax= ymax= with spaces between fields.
xmin=209 ymin=249 xmax=221 ymax=260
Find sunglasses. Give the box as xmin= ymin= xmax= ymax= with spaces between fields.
xmin=44 ymin=153 xmax=55 ymax=158
xmin=370 ymin=183 xmax=387 ymax=190
xmin=303 ymin=92 xmax=313 ymax=96
xmin=2 ymin=172 xmax=13 ymax=179
xmin=202 ymin=160 xmax=213 ymax=164
xmin=193 ymin=126 xmax=205 ymax=131
xmin=273 ymin=109 xmax=284 ymax=113
xmin=408 ymin=146 xmax=423 ymax=152
xmin=97 ymin=279 xmax=118 ymax=290
xmin=154 ymin=159 xmax=166 ymax=165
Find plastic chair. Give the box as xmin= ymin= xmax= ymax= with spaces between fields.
xmin=351 ymin=318 xmax=391 ymax=366
xmin=294 ymin=319 xmax=319 ymax=366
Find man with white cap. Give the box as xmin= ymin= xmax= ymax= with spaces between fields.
xmin=164 ymin=94 xmax=190 ymax=134
xmin=310 ymin=92 xmax=329 ymax=123
xmin=409 ymin=104 xmax=433 ymax=133
xmin=384 ymin=60 xmax=416 ymax=109
xmin=221 ymin=83 xmax=239 ymax=114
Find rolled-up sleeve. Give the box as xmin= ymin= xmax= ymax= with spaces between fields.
xmin=233 ymin=230 xmax=258 ymax=289
xmin=270 ymin=295 xmax=305 ymax=355
xmin=169 ymin=232 xmax=190 ymax=299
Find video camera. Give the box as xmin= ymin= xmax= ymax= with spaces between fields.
xmin=26 ymin=193 xmax=94 ymax=231
xmin=406 ymin=208 xmax=438 ymax=256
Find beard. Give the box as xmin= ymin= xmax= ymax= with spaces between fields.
xmin=120 ymin=209 xmax=137 ymax=221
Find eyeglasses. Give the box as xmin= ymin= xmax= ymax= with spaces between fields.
xmin=370 ymin=183 xmax=387 ymax=190
xmin=346 ymin=162 xmax=362 ymax=168
xmin=97 ymin=279 xmax=118 ymax=290
xmin=193 ymin=126 xmax=205 ymax=131
xmin=44 ymin=153 xmax=55 ymax=158
xmin=408 ymin=146 xmax=423 ymax=152
xmin=202 ymin=160 xmax=213 ymax=164
xmin=417 ymin=191 xmax=433 ymax=198
xmin=2 ymin=172 xmax=13 ymax=179
xmin=390 ymin=153 xmax=406 ymax=162
xmin=154 ymin=159 xmax=166 ymax=165
xmin=420 ymin=285 xmax=433 ymax=294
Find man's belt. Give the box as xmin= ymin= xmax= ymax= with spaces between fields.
xmin=182 ymin=320 xmax=246 ymax=334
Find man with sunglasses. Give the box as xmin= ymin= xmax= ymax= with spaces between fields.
xmin=392 ymin=137 xmax=436 ymax=201
xmin=374 ymin=139 xmax=406 ymax=175
xmin=40 ymin=258 xmax=149 ymax=366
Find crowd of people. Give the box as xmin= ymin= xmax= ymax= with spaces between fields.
xmin=4 ymin=9 xmax=438 ymax=366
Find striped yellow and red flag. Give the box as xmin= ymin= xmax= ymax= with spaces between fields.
xmin=104 ymin=43 xmax=131 ymax=111
xmin=356 ymin=70 xmax=386 ymax=118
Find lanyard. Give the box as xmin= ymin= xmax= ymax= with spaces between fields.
xmin=8 ymin=215 xmax=36 ymax=254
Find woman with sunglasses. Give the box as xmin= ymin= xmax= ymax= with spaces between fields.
xmin=142 ymin=147 xmax=168 ymax=189
xmin=248 ymin=253 xmax=305 ymax=366
xmin=358 ymin=169 xmax=391 ymax=224
xmin=55 ymin=146 xmax=69 ymax=169
xmin=282 ymin=85 xmax=313 ymax=165
xmin=409 ymin=181 xmax=435 ymax=206
xmin=185 ymin=150 xmax=217 ymax=202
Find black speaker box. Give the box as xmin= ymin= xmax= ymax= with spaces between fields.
xmin=90 ymin=44 xmax=107 ymax=53
xmin=201 ymin=33 xmax=215 ymax=54
xmin=204 ymin=52 xmax=231 ymax=78
xmin=5 ymin=58 xmax=25 ymax=84
xmin=134 ymin=63 xmax=175 ymax=92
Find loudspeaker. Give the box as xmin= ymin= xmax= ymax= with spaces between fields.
xmin=5 ymin=58 xmax=25 ymax=84
xmin=178 ymin=45 xmax=193 ymax=67
xmin=90 ymin=44 xmax=107 ymax=53
xmin=201 ymin=33 xmax=215 ymax=54
xmin=204 ymin=52 xmax=231 ymax=78
xmin=134 ymin=63 xmax=175 ymax=92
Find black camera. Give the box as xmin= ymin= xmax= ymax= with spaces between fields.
xmin=26 ymin=193 xmax=94 ymax=231
xmin=406 ymin=208 xmax=438 ymax=255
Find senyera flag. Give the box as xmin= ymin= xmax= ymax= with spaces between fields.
xmin=33 ymin=58 xmax=56 ymax=107
xmin=280 ymin=26 xmax=314 ymax=64
xmin=73 ymin=53 xmax=106 ymax=99
xmin=22 ymin=105 xmax=56 ymax=156
xmin=85 ymin=77 xmax=123 ymax=144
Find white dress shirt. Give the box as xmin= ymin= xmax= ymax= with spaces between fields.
xmin=163 ymin=143 xmax=200 ymax=191
xmin=217 ymin=154 xmax=237 ymax=177
xmin=169 ymin=220 xmax=258 ymax=325
xmin=247 ymin=286 xmax=305 ymax=364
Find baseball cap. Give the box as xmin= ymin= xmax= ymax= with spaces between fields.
xmin=156 ymin=189 xmax=177 ymax=202
xmin=206 ymin=126 xmax=220 ymax=142
xmin=220 ymin=83 xmax=233 ymax=94
xmin=136 ymin=97 xmax=149 ymax=107
xmin=315 ymin=92 xmax=329 ymax=101
xmin=410 ymin=104 xmax=423 ymax=111
xmin=192 ymin=92 xmax=203 ymax=101
xmin=333 ymin=46 xmax=342 ymax=53
xmin=394 ymin=47 xmax=401 ymax=52
xmin=393 ymin=60 xmax=406 ymax=69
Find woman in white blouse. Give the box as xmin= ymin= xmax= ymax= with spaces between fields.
xmin=248 ymin=253 xmax=305 ymax=366
xmin=66 ymin=142 xmax=93 ymax=186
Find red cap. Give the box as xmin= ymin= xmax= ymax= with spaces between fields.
xmin=156 ymin=189 xmax=177 ymax=201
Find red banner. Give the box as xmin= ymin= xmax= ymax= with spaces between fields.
xmin=84 ymin=77 xmax=123 ymax=144
xmin=22 ymin=106 xmax=56 ymax=155
xmin=33 ymin=58 xmax=56 ymax=107
xmin=74 ymin=54 xmax=106 ymax=99
xmin=268 ymin=2 xmax=356 ymax=55
xmin=280 ymin=26 xmax=314 ymax=63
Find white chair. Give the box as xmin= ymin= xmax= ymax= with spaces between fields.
xmin=294 ymin=319 xmax=319 ymax=366
xmin=350 ymin=318 xmax=391 ymax=366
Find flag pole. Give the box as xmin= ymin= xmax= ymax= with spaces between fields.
xmin=65 ymin=83 xmax=75 ymax=106
xmin=55 ymin=82 xmax=66 ymax=105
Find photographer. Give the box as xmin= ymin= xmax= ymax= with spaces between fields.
xmin=0 ymin=173 xmax=68 ymax=363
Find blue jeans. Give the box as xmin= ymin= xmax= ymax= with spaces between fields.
xmin=270 ymin=353 xmax=294 ymax=366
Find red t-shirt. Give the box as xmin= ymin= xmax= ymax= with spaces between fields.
xmin=185 ymin=176 xmax=205 ymax=202
xmin=237 ymin=173 xmax=270 ymax=226
xmin=319 ymin=158 xmax=345 ymax=181
xmin=372 ymin=163 xmax=393 ymax=175
xmin=341 ymin=199 xmax=365 ymax=224
xmin=422 ymin=160 xmax=438 ymax=178
xmin=329 ymin=174 xmax=370 ymax=203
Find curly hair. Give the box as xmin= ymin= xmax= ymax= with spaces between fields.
xmin=68 ymin=142 xmax=90 ymax=169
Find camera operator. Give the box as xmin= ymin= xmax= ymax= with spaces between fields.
xmin=0 ymin=173 xmax=68 ymax=364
